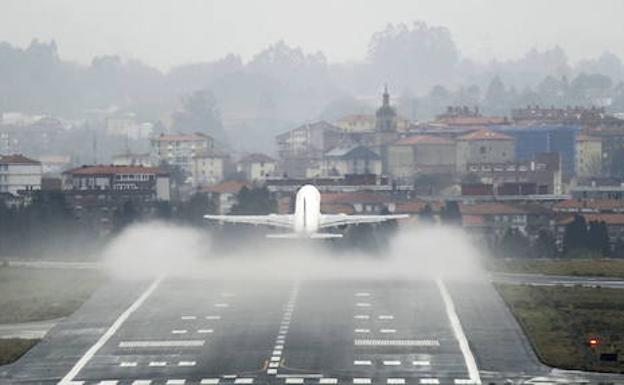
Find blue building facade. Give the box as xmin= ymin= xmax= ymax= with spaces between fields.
xmin=492 ymin=124 xmax=580 ymax=177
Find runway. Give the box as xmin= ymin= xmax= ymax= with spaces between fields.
xmin=3 ymin=275 xmax=571 ymax=385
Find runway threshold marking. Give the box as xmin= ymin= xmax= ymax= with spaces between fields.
xmin=435 ymin=278 xmax=481 ymax=385
xmin=119 ymin=340 xmax=205 ymax=348
xmin=57 ymin=277 xmax=163 ymax=385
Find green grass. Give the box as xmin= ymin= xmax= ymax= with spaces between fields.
xmin=488 ymin=258 xmax=624 ymax=278
xmin=497 ymin=284 xmax=624 ymax=372
xmin=0 ymin=338 xmax=38 ymax=366
xmin=0 ymin=266 xmax=106 ymax=324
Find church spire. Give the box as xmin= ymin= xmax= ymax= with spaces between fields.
xmin=383 ymin=84 xmax=389 ymax=107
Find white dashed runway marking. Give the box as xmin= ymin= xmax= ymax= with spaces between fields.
xmin=354 ymin=329 xmax=370 ymax=333
xmin=267 ymin=282 xmax=299 ymax=377
xmin=180 ymin=316 xmax=196 ymax=320
xmin=354 ymin=315 xmax=370 ymax=320
xmin=412 ymin=360 xmax=431 ymax=366
xmin=355 ymin=303 xmax=371 ymax=307
xmin=171 ymin=329 xmax=187 ymax=334
xmin=285 ymin=379 xmax=304 ymax=384
xmin=205 ymin=315 xmax=221 ymax=320
xmin=177 ymin=361 xmax=196 ymax=366
xmin=378 ymin=315 xmax=394 ymax=320
xmin=234 ymin=379 xmax=254 ymax=384
xmin=119 ymin=362 xmax=137 ymax=367
xmin=319 ymin=379 xmax=338 ymax=384
xmin=148 ymin=361 xmax=167 ymax=367
xmin=354 ymin=339 xmax=440 ymax=347
xmin=353 ymin=379 xmax=371 ymax=384
xmin=353 ymin=360 xmax=372 ymax=365
xmin=380 ymin=328 xmax=397 ymax=334
xmin=131 ymin=381 xmax=151 ymax=385
xmin=198 ymin=329 xmax=214 ymax=334
xmin=387 ymin=379 xmax=406 ymax=384
xmin=200 ymin=380 xmax=220 ymax=385
xmin=420 ymin=379 xmax=440 ymax=384
xmin=383 ymin=360 xmax=401 ymax=366
xmin=166 ymin=380 xmax=185 ymax=385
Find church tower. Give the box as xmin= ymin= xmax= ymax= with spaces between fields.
xmin=375 ymin=85 xmax=397 ymax=132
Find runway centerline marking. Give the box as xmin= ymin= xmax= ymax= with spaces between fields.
xmin=420 ymin=379 xmax=439 ymax=385
xmin=57 ymin=277 xmax=163 ymax=385
xmin=200 ymin=380 xmax=220 ymax=385
xmin=353 ymin=379 xmax=371 ymax=384
xmin=383 ymin=360 xmax=401 ymax=365
xmin=412 ymin=360 xmax=431 ymax=366
xmin=354 ymin=360 xmax=372 ymax=365
xmin=436 ymin=278 xmax=482 ymax=385
xmin=166 ymin=380 xmax=185 ymax=385
xmin=267 ymin=282 xmax=299 ymax=377
xmin=387 ymin=379 xmax=405 ymax=384
xmin=132 ymin=381 xmax=152 ymax=385
xmin=319 ymin=379 xmax=338 ymax=384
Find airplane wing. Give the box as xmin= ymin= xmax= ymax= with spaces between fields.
xmin=319 ymin=213 xmax=409 ymax=229
xmin=203 ymin=214 xmax=294 ymax=229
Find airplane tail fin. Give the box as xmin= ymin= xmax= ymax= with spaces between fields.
xmin=266 ymin=233 xmax=343 ymax=239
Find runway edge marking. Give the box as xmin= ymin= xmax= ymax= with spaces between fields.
xmin=57 ymin=276 xmax=164 ymax=385
xmin=435 ymin=278 xmax=482 ymax=385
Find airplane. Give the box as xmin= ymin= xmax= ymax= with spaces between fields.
xmin=204 ymin=184 xmax=409 ymax=239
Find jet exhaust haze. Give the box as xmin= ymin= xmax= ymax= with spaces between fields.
xmin=101 ymin=221 xmax=486 ymax=282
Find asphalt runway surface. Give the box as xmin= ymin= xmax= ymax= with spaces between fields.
xmin=4 ymin=274 xmax=608 ymax=385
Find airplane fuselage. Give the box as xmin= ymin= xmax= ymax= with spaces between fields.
xmin=293 ymin=184 xmax=322 ymax=235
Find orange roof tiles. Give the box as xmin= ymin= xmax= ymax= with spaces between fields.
xmin=394 ymin=135 xmax=454 ymax=146
xmin=558 ymin=213 xmax=624 ymax=226
xmin=436 ymin=116 xmax=507 ymax=126
xmin=64 ymin=165 xmax=166 ymax=175
xmin=553 ymin=199 xmax=624 ymax=212
xmin=321 ymin=192 xmax=392 ymax=203
xmin=200 ymin=180 xmax=249 ymax=194
xmin=0 ymin=154 xmax=41 ymax=165
xmin=458 ymin=129 xmax=513 ymax=141
xmin=459 ymin=202 xmax=527 ymax=215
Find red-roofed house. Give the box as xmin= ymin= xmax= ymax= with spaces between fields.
xmin=456 ymin=129 xmax=514 ymax=173
xmin=387 ymin=135 xmax=456 ymax=180
xmin=200 ymin=180 xmax=249 ymax=214
xmin=62 ymin=165 xmax=170 ymax=201
xmin=0 ymin=154 xmax=42 ymax=195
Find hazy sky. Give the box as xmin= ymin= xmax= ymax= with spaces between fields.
xmin=2 ymin=0 xmax=623 ymax=71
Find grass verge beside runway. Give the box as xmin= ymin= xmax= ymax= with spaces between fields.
xmin=0 ymin=265 xmax=106 ymax=365
xmin=489 ymin=258 xmax=624 ymax=278
xmin=0 ymin=265 xmax=106 ymax=324
xmin=0 ymin=339 xmax=38 ymax=366
xmin=496 ymin=284 xmax=624 ymax=373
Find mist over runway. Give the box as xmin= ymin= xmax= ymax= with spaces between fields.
xmin=0 ymin=223 xmax=574 ymax=385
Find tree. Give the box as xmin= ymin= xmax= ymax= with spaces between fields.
xmin=498 ymin=228 xmax=532 ymax=258
xmin=173 ymin=89 xmax=227 ymax=144
xmin=532 ymin=229 xmax=557 ymax=258
xmin=230 ymin=186 xmax=276 ymax=215
xmin=587 ymin=220 xmax=610 ymax=256
xmin=562 ymin=214 xmax=589 ymax=257
xmin=367 ymin=22 xmax=459 ymax=91
xmin=418 ymin=204 xmax=434 ymax=223
xmin=113 ymin=200 xmax=140 ymax=231
xmin=439 ymin=201 xmax=461 ymax=226
xmin=485 ymin=76 xmax=508 ymax=115
xmin=177 ymin=192 xmax=217 ymax=226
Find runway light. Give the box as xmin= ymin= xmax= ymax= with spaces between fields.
xmin=588 ymin=337 xmax=600 ymax=347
